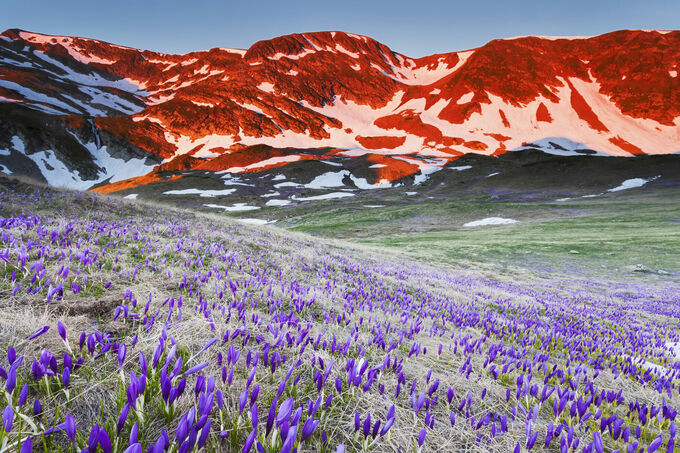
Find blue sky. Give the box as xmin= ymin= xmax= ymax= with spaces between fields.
xmin=2 ymin=0 xmax=678 ymax=56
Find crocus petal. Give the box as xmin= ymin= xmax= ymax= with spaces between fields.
xmin=418 ymin=428 xmax=426 ymax=447
xmin=57 ymin=322 xmax=67 ymax=341
xmin=243 ymin=429 xmax=257 ymax=453
xmin=2 ymin=405 xmax=13 ymax=432
xmin=27 ymin=326 xmax=49 ymax=341
xmin=20 ymin=437 xmax=32 ymax=453
xmin=183 ymin=362 xmax=210 ymax=376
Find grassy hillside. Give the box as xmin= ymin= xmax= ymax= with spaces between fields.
xmin=0 ymin=176 xmax=678 ymax=453
xmin=285 ymin=186 xmax=680 ymax=282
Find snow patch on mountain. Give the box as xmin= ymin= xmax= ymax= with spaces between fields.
xmin=163 ymin=188 xmax=236 ymax=197
xmin=456 ymin=92 xmax=474 ymax=104
xmin=350 ymin=174 xmax=392 ymax=189
xmin=293 ymin=192 xmax=355 ymax=201
xmin=335 ymin=44 xmax=359 ymax=58
xmin=236 ymin=218 xmax=272 ymax=225
xmin=389 ymin=52 xmax=473 ymax=86
xmin=515 ymin=138 xmax=611 ymax=156
xmin=306 ymin=171 xmax=349 ymax=189
xmin=392 ymin=156 xmax=448 ymax=185
xmin=226 ymin=155 xmax=303 ymax=173
xmin=265 ymin=199 xmax=291 ymax=207
xmin=464 ymin=217 xmax=518 ymax=227
xmin=608 ymin=175 xmax=660 ymax=192
xmin=0 ymin=79 xmax=79 ymax=114
xmin=30 ymin=49 xmax=146 ymax=94
xmin=268 ymin=49 xmax=315 ymax=61
xmin=204 ymin=203 xmax=260 ymax=211
xmin=11 ymin=134 xmax=156 ymax=190
xmin=257 ymin=82 xmax=276 ymax=93
xmin=18 ymin=31 xmax=116 ymax=65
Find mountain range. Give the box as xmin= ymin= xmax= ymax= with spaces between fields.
xmin=0 ymin=28 xmax=678 ymax=202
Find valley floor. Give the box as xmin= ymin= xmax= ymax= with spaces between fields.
xmin=282 ymin=185 xmax=680 ymax=286
xmin=0 ymin=176 xmax=678 ymax=452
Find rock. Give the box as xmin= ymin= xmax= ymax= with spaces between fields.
xmin=623 ymin=264 xmax=649 ymax=273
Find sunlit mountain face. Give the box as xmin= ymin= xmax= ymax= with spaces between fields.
xmin=0 ymin=28 xmax=678 ymax=193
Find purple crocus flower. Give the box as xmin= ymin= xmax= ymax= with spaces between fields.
xmin=250 ymin=385 xmax=260 ymax=407
xmin=139 ymin=352 xmax=148 ymax=376
xmin=380 ymin=417 xmax=394 ymax=436
xmin=2 ymin=405 xmax=13 ymax=432
xmin=118 ymin=344 xmax=127 ymax=368
xmin=266 ymin=397 xmax=277 ymax=435
xmin=238 ymin=389 xmax=248 ymax=415
xmin=362 ymin=414 xmax=371 ymax=438
xmin=6 ymin=365 xmax=17 ymax=393
xmin=98 ymin=427 xmax=112 ymax=453
xmin=27 ymin=326 xmax=49 ymax=341
xmin=200 ymin=338 xmax=218 ymax=354
xmin=417 ymin=428 xmax=426 ymax=447
xmin=43 ymin=414 xmax=77 ymax=443
xmin=64 ymin=414 xmax=77 ymax=442
xmin=215 ymin=389 xmax=224 ymax=410
xmin=197 ymin=419 xmax=211 ymax=449
xmin=276 ymin=398 xmax=294 ymax=425
xmin=243 ymin=428 xmax=257 ymax=453
xmin=62 ymin=367 xmax=70 ymax=388
xmin=447 ymin=387 xmax=455 ymax=404
xmin=183 ymin=361 xmax=210 ymax=376
xmin=371 ymin=420 xmax=381 ymax=438
xmin=118 ymin=404 xmax=130 ymax=434
xmin=301 ymin=418 xmax=319 ymax=442
xmin=647 ymin=436 xmax=663 ymax=453
xmin=88 ymin=424 xmax=99 ymax=451
xmin=20 ymin=437 xmax=32 ymax=453
xmin=251 ymin=403 xmax=258 ymax=429
xmin=176 ymin=416 xmax=189 ymax=443
xmin=18 ymin=384 xmax=28 ymax=407
xmin=280 ymin=425 xmax=298 ymax=453
xmin=593 ymin=431 xmax=604 ymax=453
xmin=129 ymin=422 xmax=139 ymax=445
xmin=57 ymin=321 xmax=67 ymax=341
xmin=527 ymin=431 xmax=538 ymax=450
xmin=122 ymin=444 xmax=142 ymax=453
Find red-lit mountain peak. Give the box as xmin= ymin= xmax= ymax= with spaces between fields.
xmin=0 ymin=28 xmax=678 ymax=194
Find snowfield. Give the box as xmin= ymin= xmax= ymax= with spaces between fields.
xmin=608 ymin=175 xmax=661 ymax=192
xmin=463 ymin=217 xmax=519 ymax=227
xmin=292 ymin=192 xmax=355 ymax=201
xmin=162 ymin=188 xmax=237 ymax=197
xmin=203 ymin=202 xmax=261 ymax=211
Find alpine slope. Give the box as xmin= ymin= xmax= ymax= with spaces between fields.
xmin=0 ymin=28 xmax=678 ymax=193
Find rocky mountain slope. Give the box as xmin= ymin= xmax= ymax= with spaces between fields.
xmin=0 ymin=28 xmax=678 ymax=195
